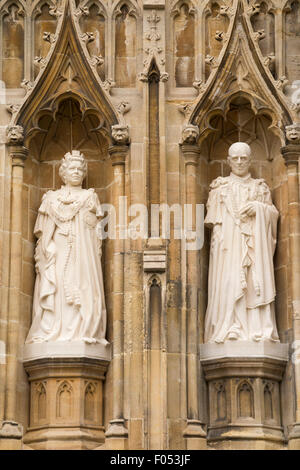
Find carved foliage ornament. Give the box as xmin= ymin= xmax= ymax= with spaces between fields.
xmin=178 ymin=103 xmax=193 ymax=118
xmin=116 ymin=101 xmax=131 ymax=116
xmin=142 ymin=9 xmax=165 ymax=74
xmin=48 ymin=0 xmax=63 ymax=18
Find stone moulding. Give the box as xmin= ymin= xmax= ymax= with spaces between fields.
xmin=143 ymin=250 xmax=166 ymax=272
xmin=200 ymin=341 xmax=289 ymax=449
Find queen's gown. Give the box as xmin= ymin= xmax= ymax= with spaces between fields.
xmin=26 ymin=186 xmax=107 ymax=344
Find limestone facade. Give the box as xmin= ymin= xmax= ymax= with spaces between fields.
xmin=0 ymin=0 xmax=299 ymax=450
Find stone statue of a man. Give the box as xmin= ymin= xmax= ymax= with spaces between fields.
xmin=26 ymin=150 xmax=107 ymax=344
xmin=204 ymin=142 xmax=279 ymax=343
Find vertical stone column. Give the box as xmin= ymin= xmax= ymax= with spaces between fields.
xmin=281 ymin=128 xmax=300 ymax=449
xmin=181 ymin=125 xmax=206 ymax=449
xmin=0 ymin=126 xmax=28 ymax=449
xmin=105 ymin=127 xmax=129 ymax=449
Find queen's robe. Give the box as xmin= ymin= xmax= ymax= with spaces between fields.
xmin=26 ymin=187 xmax=107 ymax=344
xmin=204 ymin=173 xmax=279 ymax=343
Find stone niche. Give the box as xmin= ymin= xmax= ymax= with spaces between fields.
xmin=198 ymin=97 xmax=291 ymax=342
xmin=2 ymin=4 xmax=24 ymax=88
xmin=20 ymin=97 xmax=115 ymax=448
xmin=197 ymin=96 xmax=291 ymax=449
xmin=200 ymin=342 xmax=289 ymax=450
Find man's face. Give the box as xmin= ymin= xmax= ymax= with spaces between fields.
xmin=228 ymin=150 xmax=251 ymax=177
xmin=286 ymin=125 xmax=300 ymax=142
xmin=64 ymin=161 xmax=85 ymax=186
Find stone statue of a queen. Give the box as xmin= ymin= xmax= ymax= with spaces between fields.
xmin=26 ymin=150 xmax=107 ymax=344
xmin=204 ymin=142 xmax=280 ymax=344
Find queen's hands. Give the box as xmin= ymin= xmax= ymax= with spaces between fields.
xmin=239 ymin=201 xmax=257 ymax=218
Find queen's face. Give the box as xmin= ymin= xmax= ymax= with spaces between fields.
xmin=228 ymin=151 xmax=251 ymax=177
xmin=63 ymin=161 xmax=85 ymax=187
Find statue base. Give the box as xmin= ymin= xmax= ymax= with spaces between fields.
xmin=200 ymin=341 xmax=288 ymax=450
xmin=287 ymin=423 xmax=300 ymax=449
xmin=0 ymin=421 xmax=23 ymax=450
xmin=22 ymin=341 xmax=111 ymax=450
xmin=104 ymin=419 xmax=129 ymax=450
xmin=183 ymin=419 xmax=207 ymax=450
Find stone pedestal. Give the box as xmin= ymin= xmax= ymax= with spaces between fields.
xmin=22 ymin=341 xmax=111 ymax=450
xmin=0 ymin=421 xmax=23 ymax=450
xmin=200 ymin=342 xmax=288 ymax=450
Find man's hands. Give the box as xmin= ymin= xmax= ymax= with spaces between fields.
xmin=239 ymin=202 xmax=257 ymax=218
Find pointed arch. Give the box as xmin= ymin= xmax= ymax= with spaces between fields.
xmin=112 ymin=0 xmax=139 ymax=87
xmin=148 ymin=273 xmax=162 ymax=288
xmin=32 ymin=1 xmax=59 ymax=78
xmin=11 ymin=1 xmax=120 ymax=147
xmin=112 ymin=0 xmax=140 ymax=18
xmin=171 ymin=0 xmax=196 ymax=87
xmin=237 ymin=380 xmax=255 ymax=419
xmin=214 ymin=381 xmax=227 ymax=421
xmin=149 ymin=277 xmax=162 ymax=350
xmin=264 ymin=381 xmax=274 ymax=421
xmin=202 ymin=0 xmax=235 ymax=81
xmin=190 ymin=8 xmax=292 ymax=141
xmin=0 ymin=0 xmax=26 ymax=14
xmin=204 ymin=1 xmax=230 ymax=78
xmin=84 ymin=381 xmax=97 ymax=422
xmin=0 ymin=0 xmax=25 ymax=88
xmin=249 ymin=1 xmax=276 ymax=76
xmin=35 ymin=382 xmax=47 ymax=421
xmin=77 ymin=0 xmax=107 ymax=81
xmin=56 ymin=381 xmax=73 ymax=419
xmin=283 ymin=0 xmax=300 ymax=82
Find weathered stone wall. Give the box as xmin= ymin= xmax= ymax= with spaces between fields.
xmin=0 ymin=0 xmax=299 ymax=450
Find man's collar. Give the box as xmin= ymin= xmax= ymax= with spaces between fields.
xmin=229 ymin=172 xmax=251 ymax=183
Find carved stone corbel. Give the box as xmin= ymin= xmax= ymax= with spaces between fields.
xmin=6 ymin=125 xmax=28 ymax=168
xmin=6 ymin=125 xmax=24 ymax=146
xmin=111 ymin=124 xmax=130 ymax=146
xmin=285 ymin=123 xmax=300 ymax=148
xmin=181 ymin=124 xmax=199 ymax=145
